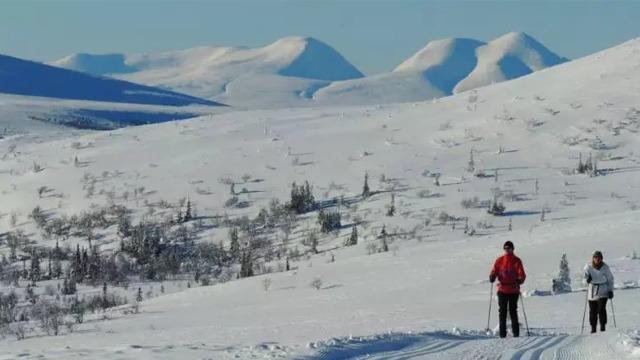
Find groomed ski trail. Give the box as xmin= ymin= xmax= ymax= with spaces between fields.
xmin=306 ymin=332 xmax=630 ymax=360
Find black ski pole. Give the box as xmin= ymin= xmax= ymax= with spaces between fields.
xmin=486 ymin=283 xmax=494 ymax=333
xmin=520 ymin=292 xmax=530 ymax=336
xmin=581 ymin=289 xmax=588 ymax=335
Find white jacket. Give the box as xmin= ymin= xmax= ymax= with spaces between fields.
xmin=583 ymin=262 xmax=614 ymax=301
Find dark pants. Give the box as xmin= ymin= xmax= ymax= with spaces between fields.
xmin=498 ymin=292 xmax=519 ymax=338
xmin=588 ymin=298 xmax=608 ymax=332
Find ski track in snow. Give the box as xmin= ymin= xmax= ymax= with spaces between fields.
xmin=305 ymin=332 xmax=630 ymax=360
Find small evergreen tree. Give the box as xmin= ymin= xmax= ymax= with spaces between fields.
xmin=30 ymin=251 xmax=41 ymax=283
xmin=552 ymin=254 xmax=571 ymax=294
xmin=487 ymin=195 xmax=505 ymax=216
xmin=183 ymin=198 xmax=193 ymax=222
xmin=229 ymin=228 xmax=240 ymax=262
xmin=362 ymin=172 xmax=371 ymax=198
xmin=467 ymin=149 xmax=475 ymax=173
xmin=386 ymin=194 xmax=396 ymax=217
xmin=239 ymin=249 xmax=254 ymax=278
xmin=62 ymin=276 xmax=77 ymax=295
xmin=345 ymin=225 xmax=358 ymax=247
xmin=379 ymin=225 xmax=389 ymax=252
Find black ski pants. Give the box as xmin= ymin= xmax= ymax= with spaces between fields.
xmin=588 ymin=298 xmax=608 ymax=331
xmin=498 ymin=292 xmax=519 ymax=338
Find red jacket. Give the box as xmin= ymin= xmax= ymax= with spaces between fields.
xmin=490 ymin=253 xmax=526 ymax=294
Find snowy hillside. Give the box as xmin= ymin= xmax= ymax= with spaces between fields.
xmin=314 ymin=32 xmax=566 ymax=105
xmin=51 ymin=33 xmax=564 ymax=108
xmin=1 ymin=36 xmax=640 ymax=359
xmin=0 ymin=54 xmax=220 ymax=107
xmin=52 ymin=37 xmax=364 ymax=108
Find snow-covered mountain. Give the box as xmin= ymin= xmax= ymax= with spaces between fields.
xmin=53 ymin=37 xmax=364 ymax=108
xmin=314 ymin=32 xmax=567 ymax=105
xmin=0 ymin=53 xmax=220 ymax=107
xmin=453 ymin=32 xmax=568 ymax=93
xmin=2 ymin=36 xmax=640 ymax=359
xmin=51 ymin=33 xmax=564 ymax=108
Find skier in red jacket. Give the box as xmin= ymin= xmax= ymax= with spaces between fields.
xmin=489 ymin=241 xmax=526 ymax=338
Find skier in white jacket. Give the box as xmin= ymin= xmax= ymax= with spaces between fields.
xmin=583 ymin=250 xmax=614 ymax=333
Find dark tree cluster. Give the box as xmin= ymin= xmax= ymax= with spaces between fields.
xmin=317 ymin=209 xmax=341 ymax=233
xmin=288 ymin=181 xmax=316 ymax=214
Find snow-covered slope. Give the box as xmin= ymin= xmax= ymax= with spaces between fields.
xmin=2 ymin=37 xmax=640 ymax=359
xmin=52 ymin=37 xmax=364 ymax=108
xmin=0 ymin=54 xmax=221 ymax=107
xmin=314 ymin=32 xmax=566 ymax=105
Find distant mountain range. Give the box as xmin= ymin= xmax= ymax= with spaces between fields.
xmin=49 ymin=32 xmax=566 ymax=108
xmin=314 ymin=32 xmax=567 ymax=105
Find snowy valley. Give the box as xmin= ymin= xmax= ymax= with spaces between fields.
xmin=0 ymin=30 xmax=639 ymax=360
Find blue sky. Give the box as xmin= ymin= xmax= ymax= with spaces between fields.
xmin=2 ymin=0 xmax=640 ymax=75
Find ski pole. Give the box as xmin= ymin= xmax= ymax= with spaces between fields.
xmin=610 ymin=298 xmax=617 ymax=328
xmin=581 ymin=289 xmax=588 ymax=335
xmin=520 ymin=292 xmax=530 ymax=337
xmin=486 ymin=283 xmax=494 ymax=332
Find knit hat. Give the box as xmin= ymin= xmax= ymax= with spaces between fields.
xmin=592 ymin=250 xmax=603 ymax=258
xmin=503 ymin=241 xmax=514 ymax=249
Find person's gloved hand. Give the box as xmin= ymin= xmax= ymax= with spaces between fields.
xmin=489 ymin=275 xmax=496 ymax=283
xmin=516 ymin=278 xmax=524 ymax=285
xmin=586 ymin=274 xmax=592 ymax=283
xmin=608 ymin=291 xmax=614 ymax=299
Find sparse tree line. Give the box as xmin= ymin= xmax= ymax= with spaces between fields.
xmin=0 ymin=171 xmax=422 ymax=339
xmin=0 ymin=281 xmax=128 ymax=340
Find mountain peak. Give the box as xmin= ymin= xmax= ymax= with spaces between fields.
xmin=264 ymin=36 xmax=364 ymax=81
xmin=394 ymin=38 xmax=485 ymax=73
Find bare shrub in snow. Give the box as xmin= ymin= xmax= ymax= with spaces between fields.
xmin=438 ymin=211 xmax=451 ymax=225
xmin=460 ymin=196 xmax=480 ymax=209
xmin=31 ymin=300 xmax=64 ymax=336
xmin=262 ymin=278 xmax=272 ymax=292
xmin=224 ymin=196 xmax=239 ymax=208
xmin=9 ymin=322 xmax=27 ymax=340
xmin=310 ymin=277 xmax=323 ymax=290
